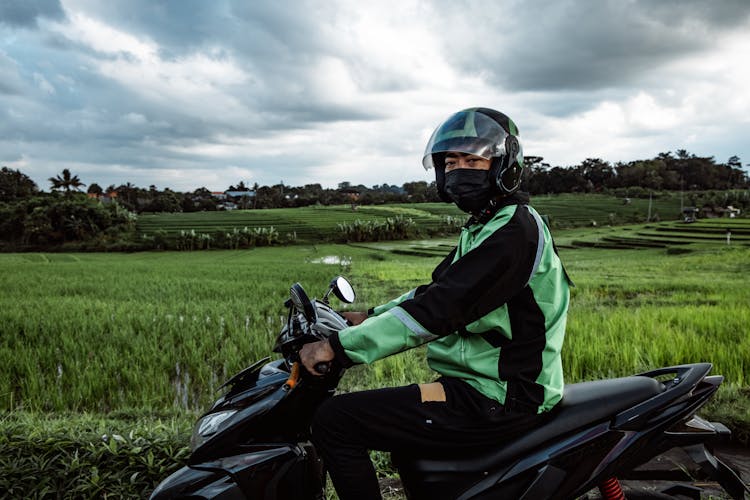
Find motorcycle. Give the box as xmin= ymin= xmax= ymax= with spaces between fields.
xmin=151 ymin=276 xmax=749 ymax=499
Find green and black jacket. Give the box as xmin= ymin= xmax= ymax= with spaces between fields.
xmin=329 ymin=193 xmax=571 ymax=413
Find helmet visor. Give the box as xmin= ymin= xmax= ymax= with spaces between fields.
xmin=422 ymin=109 xmax=509 ymax=170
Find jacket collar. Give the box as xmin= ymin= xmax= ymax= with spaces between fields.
xmin=465 ymin=192 xmax=530 ymax=226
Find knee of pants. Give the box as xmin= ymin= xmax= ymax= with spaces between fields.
xmin=311 ymin=396 xmax=335 ymax=445
xmin=311 ymin=395 xmax=349 ymax=447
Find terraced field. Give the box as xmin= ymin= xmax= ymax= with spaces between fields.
xmin=136 ymin=194 xmax=685 ymax=242
xmin=528 ymin=193 xmax=682 ymax=228
xmin=343 ymin=218 xmax=750 ymax=261
xmin=565 ymin=218 xmax=750 ymax=250
xmin=136 ymin=205 xmax=456 ymax=241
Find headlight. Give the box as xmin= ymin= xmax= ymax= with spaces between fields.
xmin=190 ymin=409 xmax=238 ymax=451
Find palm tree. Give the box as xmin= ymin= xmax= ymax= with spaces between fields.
xmin=49 ymin=169 xmax=85 ymax=194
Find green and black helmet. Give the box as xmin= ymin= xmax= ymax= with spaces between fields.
xmin=422 ymin=107 xmax=524 ymax=202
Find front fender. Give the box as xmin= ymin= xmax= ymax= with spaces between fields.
xmin=149 ymin=465 xmax=241 ymax=499
xmin=150 ymin=443 xmax=324 ymax=500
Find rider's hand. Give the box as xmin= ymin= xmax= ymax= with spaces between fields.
xmin=299 ymin=340 xmax=335 ymax=376
xmin=341 ymin=311 xmax=368 ymax=326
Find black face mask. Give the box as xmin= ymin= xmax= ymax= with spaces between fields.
xmin=444 ymin=169 xmax=494 ymax=214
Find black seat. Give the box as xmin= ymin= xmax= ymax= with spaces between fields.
xmin=394 ymin=375 xmax=665 ymax=473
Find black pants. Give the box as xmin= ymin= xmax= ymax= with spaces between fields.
xmin=311 ymin=378 xmax=550 ymax=500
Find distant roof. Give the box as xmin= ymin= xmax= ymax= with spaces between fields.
xmin=225 ymin=190 xmax=255 ymax=197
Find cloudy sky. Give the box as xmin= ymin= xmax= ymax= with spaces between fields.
xmin=1 ymin=0 xmax=749 ymax=192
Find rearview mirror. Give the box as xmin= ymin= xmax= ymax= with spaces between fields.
xmin=290 ymin=283 xmax=317 ymax=323
xmin=330 ymin=276 xmax=356 ymax=304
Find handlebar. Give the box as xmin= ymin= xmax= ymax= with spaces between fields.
xmin=314 ymin=361 xmax=331 ymax=375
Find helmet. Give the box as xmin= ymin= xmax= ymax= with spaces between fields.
xmin=422 ymin=107 xmax=524 ymax=202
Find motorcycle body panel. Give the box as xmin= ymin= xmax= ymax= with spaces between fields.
xmin=190 ymin=359 xmax=337 ymax=464
xmin=150 ymin=466 xmax=241 ymax=499
xmin=151 ymin=443 xmax=324 ymax=500
xmin=152 ymin=357 xmax=331 ymax=499
xmin=151 ymin=278 xmax=748 ymax=500
xmin=393 ymin=364 xmax=745 ymax=500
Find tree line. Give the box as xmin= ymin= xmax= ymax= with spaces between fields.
xmin=524 ymin=150 xmax=747 ymax=194
xmin=2 ymin=149 xmax=747 ymax=213
xmin=1 ymin=150 xmax=748 ymax=251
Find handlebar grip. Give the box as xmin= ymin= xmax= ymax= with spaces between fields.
xmin=314 ymin=362 xmax=331 ymax=375
xmin=284 ymin=362 xmax=301 ymax=390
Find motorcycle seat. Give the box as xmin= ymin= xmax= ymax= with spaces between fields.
xmin=393 ymin=375 xmax=664 ymax=473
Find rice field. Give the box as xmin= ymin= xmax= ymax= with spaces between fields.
xmin=135 ymin=194 xmax=686 ymax=242
xmin=136 ymin=205 xmax=457 ymax=241
xmin=1 ymin=230 xmax=748 ymax=418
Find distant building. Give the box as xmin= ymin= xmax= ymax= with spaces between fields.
xmin=88 ymin=191 xmax=118 ymax=204
xmin=726 ymin=205 xmax=741 ymax=218
xmin=339 ymin=187 xmax=360 ymax=210
xmin=218 ymin=190 xmax=255 ymax=210
xmin=217 ymin=201 xmax=238 ymax=211
xmin=224 ymin=190 xmax=256 ymax=199
xmin=700 ymin=205 xmax=742 ymax=219
xmin=682 ymin=207 xmax=699 ymax=223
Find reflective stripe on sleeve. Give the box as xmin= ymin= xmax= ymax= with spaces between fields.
xmin=526 ymin=207 xmax=545 ymax=287
xmin=390 ymin=306 xmax=439 ymax=342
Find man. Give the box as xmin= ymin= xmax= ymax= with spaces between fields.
xmin=300 ymin=107 xmax=571 ymax=500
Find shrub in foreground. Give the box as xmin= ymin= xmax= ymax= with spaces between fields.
xmin=0 ymin=413 xmax=190 ymax=498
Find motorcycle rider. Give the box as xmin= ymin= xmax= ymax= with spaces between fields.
xmin=300 ymin=107 xmax=572 ymax=500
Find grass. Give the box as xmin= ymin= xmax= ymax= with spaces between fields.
xmin=563 ymin=247 xmax=749 ymax=384
xmin=1 ymin=228 xmax=748 ymax=416
xmin=1 ymin=248 xmax=352 ymax=413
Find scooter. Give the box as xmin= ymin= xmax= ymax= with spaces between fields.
xmin=150 ymin=276 xmax=749 ymax=499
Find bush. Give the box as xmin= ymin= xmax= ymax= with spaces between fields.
xmin=0 ymin=412 xmax=190 ymax=498
xmin=338 ymin=216 xmax=416 ymax=242
xmin=430 ymin=215 xmax=464 ymax=236
xmin=0 ymin=194 xmax=138 ymax=249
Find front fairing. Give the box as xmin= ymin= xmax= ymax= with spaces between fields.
xmin=211 ymin=358 xmax=289 ymax=412
xmin=151 ymin=442 xmax=325 ymax=500
xmin=190 ymin=358 xmax=338 ymax=464
xmin=149 ymin=465 xmax=238 ymax=500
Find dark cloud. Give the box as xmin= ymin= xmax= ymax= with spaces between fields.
xmin=65 ymin=0 xmax=230 ymax=51
xmin=0 ymin=0 xmax=65 ymax=28
xmin=1 ymin=0 xmax=748 ymax=190
xmin=437 ymin=0 xmax=750 ymax=93
xmin=53 ymin=1 xmax=381 ymax=123
xmin=521 ymin=89 xmax=630 ymax=118
xmin=0 ymin=52 xmax=24 ymax=94
xmin=60 ymin=0 xmax=328 ymax=58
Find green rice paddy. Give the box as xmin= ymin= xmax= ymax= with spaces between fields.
xmin=135 ymin=193 xmax=686 ymax=242
xmin=2 ymin=220 xmax=748 ymax=418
